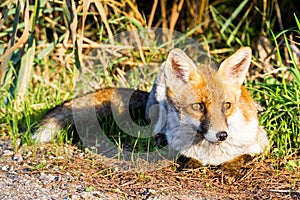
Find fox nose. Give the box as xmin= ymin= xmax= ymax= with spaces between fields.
xmin=216 ymin=131 xmax=228 ymax=141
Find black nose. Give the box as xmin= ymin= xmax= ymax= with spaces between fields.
xmin=216 ymin=131 xmax=228 ymax=141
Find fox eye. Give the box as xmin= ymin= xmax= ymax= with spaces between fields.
xmin=223 ymin=102 xmax=231 ymax=109
xmin=191 ymin=103 xmax=205 ymax=112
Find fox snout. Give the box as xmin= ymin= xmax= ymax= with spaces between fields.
xmin=216 ymin=131 xmax=228 ymax=141
xmin=197 ymin=127 xmax=228 ymax=143
xmin=197 ymin=124 xmax=228 ymax=143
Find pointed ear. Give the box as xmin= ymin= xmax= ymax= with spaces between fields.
xmin=218 ymin=47 xmax=252 ymax=86
xmin=164 ymin=48 xmax=198 ymax=82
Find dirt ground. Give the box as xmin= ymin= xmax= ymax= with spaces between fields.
xmin=0 ymin=136 xmax=299 ymax=200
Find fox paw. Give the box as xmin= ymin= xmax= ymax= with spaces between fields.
xmin=176 ymin=156 xmax=203 ymax=170
xmin=220 ymin=154 xmax=253 ymax=183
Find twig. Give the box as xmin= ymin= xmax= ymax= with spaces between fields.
xmin=270 ymin=189 xmax=300 ymax=195
xmin=169 ymin=0 xmax=184 ymax=31
xmin=160 ymin=0 xmax=167 ymax=29
xmin=148 ymin=0 xmax=158 ymax=28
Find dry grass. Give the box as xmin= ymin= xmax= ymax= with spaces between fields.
xmin=0 ymin=137 xmax=297 ymax=199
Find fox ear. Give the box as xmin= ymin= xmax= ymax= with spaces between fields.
xmin=164 ymin=48 xmax=198 ymax=82
xmin=218 ymin=47 xmax=252 ymax=86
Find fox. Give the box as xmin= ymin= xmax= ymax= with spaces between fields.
xmin=33 ymin=47 xmax=268 ymax=167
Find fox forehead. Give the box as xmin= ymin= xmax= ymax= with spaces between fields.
xmin=188 ymin=66 xmax=225 ymax=105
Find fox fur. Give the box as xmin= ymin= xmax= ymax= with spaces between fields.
xmin=146 ymin=47 xmax=268 ymax=166
xmin=33 ymin=47 xmax=268 ymax=166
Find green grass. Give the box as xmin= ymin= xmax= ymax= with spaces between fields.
xmin=0 ymin=0 xmax=299 ymax=164
xmin=249 ymin=16 xmax=300 ymax=159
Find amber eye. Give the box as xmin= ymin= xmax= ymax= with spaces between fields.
xmin=191 ymin=103 xmax=205 ymax=111
xmin=223 ymin=102 xmax=231 ymax=109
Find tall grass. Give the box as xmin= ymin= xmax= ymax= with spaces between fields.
xmin=250 ymin=18 xmax=300 ymax=158
xmin=0 ymin=0 xmax=299 ymax=160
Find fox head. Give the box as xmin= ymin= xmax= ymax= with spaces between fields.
xmin=162 ymin=47 xmax=252 ymax=147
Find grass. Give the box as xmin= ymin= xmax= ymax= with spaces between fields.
xmin=0 ymin=0 xmax=299 ymax=167
xmin=248 ymin=20 xmax=300 ymax=160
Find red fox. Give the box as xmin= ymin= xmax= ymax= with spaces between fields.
xmin=33 ymin=47 xmax=268 ymax=166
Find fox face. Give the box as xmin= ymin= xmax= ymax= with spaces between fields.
xmin=146 ymin=47 xmax=268 ymax=165
xmin=162 ymin=49 xmax=230 ymax=146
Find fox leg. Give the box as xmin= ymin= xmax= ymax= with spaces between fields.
xmin=221 ymin=154 xmax=253 ymax=178
xmin=176 ymin=156 xmax=204 ymax=169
